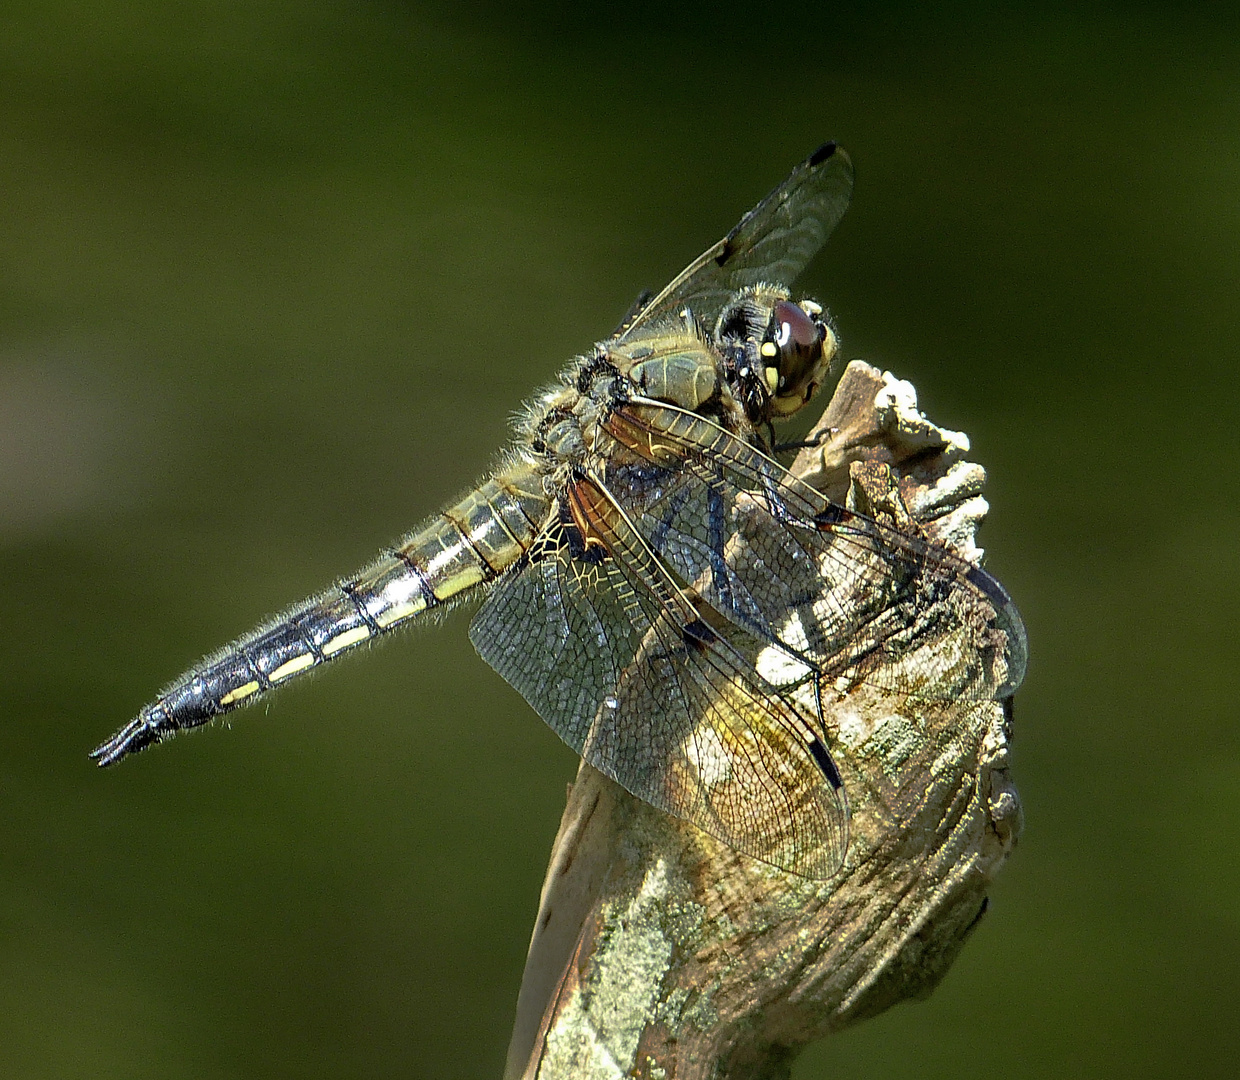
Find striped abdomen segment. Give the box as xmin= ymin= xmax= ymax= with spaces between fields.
xmin=92 ymin=467 xmax=548 ymax=766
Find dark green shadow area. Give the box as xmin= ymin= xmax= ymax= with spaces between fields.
xmin=1 ymin=3 xmax=1236 ymax=1077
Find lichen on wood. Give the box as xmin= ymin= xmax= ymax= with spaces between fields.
xmin=505 ymin=361 xmax=1022 ymax=1080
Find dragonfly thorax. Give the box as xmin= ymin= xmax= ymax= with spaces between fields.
xmin=527 ymin=326 xmax=750 ymax=472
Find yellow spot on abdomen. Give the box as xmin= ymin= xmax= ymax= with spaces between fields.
xmin=432 ymin=563 xmax=486 ymax=600
xmin=220 ymin=680 xmax=260 ymax=706
xmin=322 ymin=625 xmax=370 ymax=656
xmin=269 ymin=654 xmax=315 ymax=683
xmin=375 ymin=600 xmax=426 ymax=627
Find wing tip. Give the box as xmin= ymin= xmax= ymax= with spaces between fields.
xmin=807 ymin=141 xmax=853 ymax=185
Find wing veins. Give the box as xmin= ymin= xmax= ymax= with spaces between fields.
xmin=619 ymin=396 xmax=1007 ymax=621
xmin=578 ymin=470 xmax=843 ymax=817
xmin=610 ymin=397 xmax=1027 ymax=701
xmin=620 ymin=144 xmax=854 ymax=338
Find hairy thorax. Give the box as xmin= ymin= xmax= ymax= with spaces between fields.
xmin=522 ymin=321 xmax=750 ymax=492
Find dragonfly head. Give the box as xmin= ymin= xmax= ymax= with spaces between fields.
xmin=718 ymin=287 xmax=838 ymax=426
xmin=761 ymin=298 xmax=837 ymax=419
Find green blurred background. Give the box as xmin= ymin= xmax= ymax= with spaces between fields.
xmin=2 ymin=2 xmax=1236 ymax=1077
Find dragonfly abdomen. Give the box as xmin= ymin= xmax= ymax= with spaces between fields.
xmin=92 ymin=468 xmax=549 ymax=766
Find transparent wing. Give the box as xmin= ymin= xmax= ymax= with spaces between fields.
xmin=602 ymin=400 xmax=1029 ymax=704
xmin=469 ymin=528 xmax=848 ymax=879
xmin=621 ymin=143 xmax=854 ymax=338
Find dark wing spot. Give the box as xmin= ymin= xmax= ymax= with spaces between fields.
xmin=560 ymin=521 xmax=604 ymax=564
xmin=814 ymin=504 xmax=854 ymax=528
xmin=682 ymin=618 xmax=718 ymax=649
xmin=807 ymin=737 xmax=843 ymax=789
xmin=965 ymin=895 xmax=990 ymax=935
xmin=808 ymin=142 xmax=838 ymax=168
xmin=714 ymin=238 xmax=735 ymax=268
xmin=965 ymin=564 xmax=1014 ymax=608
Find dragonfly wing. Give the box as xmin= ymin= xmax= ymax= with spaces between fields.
xmin=603 ymin=401 xmax=1028 ymax=704
xmin=622 ymin=143 xmax=854 ymax=337
xmin=469 ymin=525 xmax=847 ymax=879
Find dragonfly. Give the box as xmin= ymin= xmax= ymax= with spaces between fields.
xmin=92 ymin=143 xmax=1027 ymax=879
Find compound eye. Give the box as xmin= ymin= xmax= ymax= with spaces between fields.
xmin=768 ymin=300 xmax=825 ymax=389
xmin=773 ymin=300 xmax=819 ymax=353
xmin=760 ymin=299 xmax=832 ymax=418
